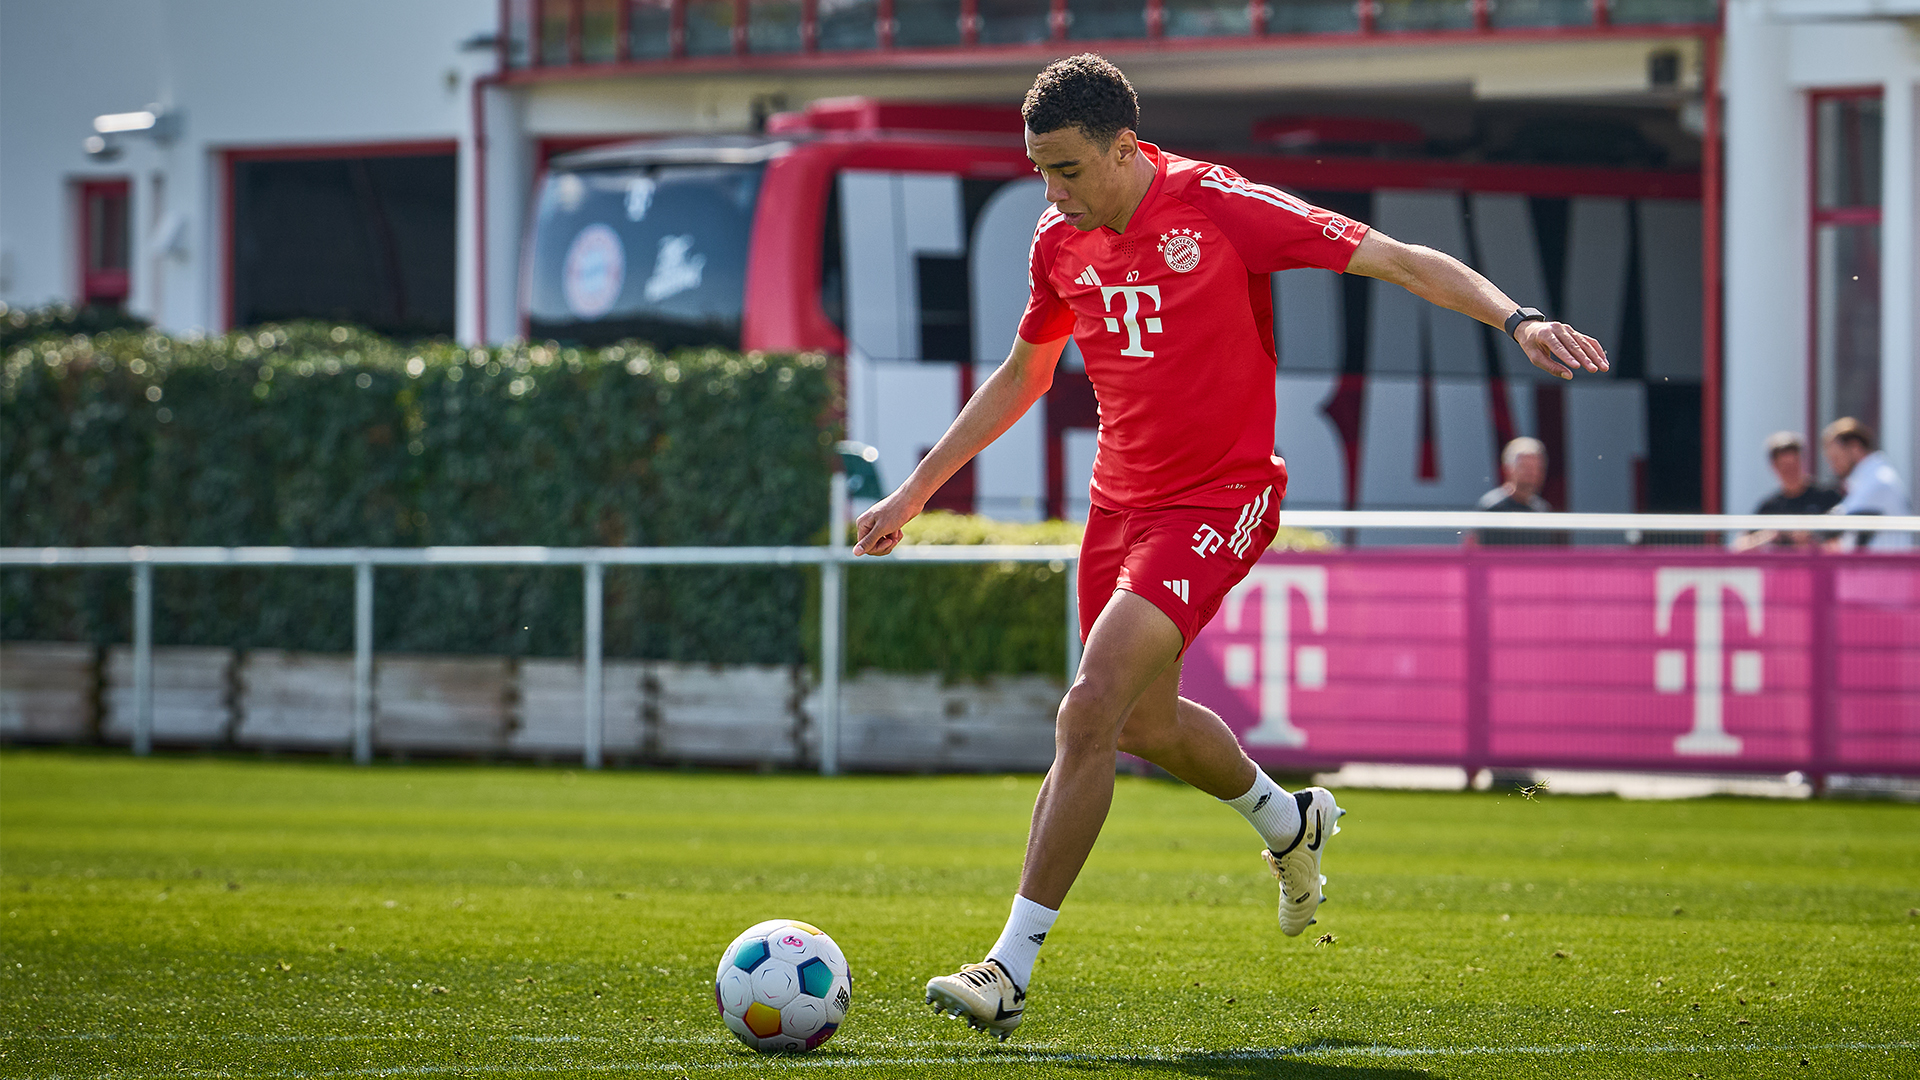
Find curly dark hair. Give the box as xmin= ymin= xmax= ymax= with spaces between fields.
xmin=1022 ymin=53 xmax=1139 ymax=147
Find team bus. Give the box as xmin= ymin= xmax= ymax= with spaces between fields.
xmin=525 ymin=98 xmax=1702 ymax=525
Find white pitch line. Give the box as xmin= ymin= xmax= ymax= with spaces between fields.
xmin=21 ymin=1040 xmax=1920 ymax=1079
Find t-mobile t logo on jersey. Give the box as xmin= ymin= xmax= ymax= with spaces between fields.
xmin=1654 ymin=567 xmax=1764 ymax=757
xmin=1191 ymin=525 xmax=1225 ymax=558
xmin=1099 ymin=285 xmax=1163 ymax=357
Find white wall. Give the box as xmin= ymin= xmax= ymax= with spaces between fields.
xmin=0 ymin=0 xmax=494 ymax=335
xmin=1723 ymin=2 xmax=1920 ymax=512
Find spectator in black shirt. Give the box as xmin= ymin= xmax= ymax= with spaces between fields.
xmin=1731 ymin=431 xmax=1841 ymax=551
xmin=1475 ymin=437 xmax=1555 ymax=546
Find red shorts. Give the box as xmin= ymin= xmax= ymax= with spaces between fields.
xmin=1078 ymin=481 xmax=1283 ymax=651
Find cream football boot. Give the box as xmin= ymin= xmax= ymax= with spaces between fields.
xmin=925 ymin=959 xmax=1025 ymax=1041
xmin=1261 ymin=786 xmax=1346 ymax=937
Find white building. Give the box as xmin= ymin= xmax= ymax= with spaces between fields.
xmin=2 ymin=0 xmax=1910 ymax=516
xmin=1722 ymin=0 xmax=1918 ymax=513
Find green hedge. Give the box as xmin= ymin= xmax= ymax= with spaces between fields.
xmin=3 ymin=317 xmax=1328 ymax=678
xmin=2 ymin=323 xmax=834 ymax=663
xmin=0 ymin=302 xmax=149 ymax=352
xmin=833 ymin=514 xmax=1328 ymax=680
xmin=838 ymin=514 xmax=1084 ymax=680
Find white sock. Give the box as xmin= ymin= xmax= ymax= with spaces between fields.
xmin=1223 ymin=768 xmax=1304 ymax=853
xmin=985 ymin=894 xmax=1058 ymax=991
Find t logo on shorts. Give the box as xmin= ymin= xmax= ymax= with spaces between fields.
xmin=1191 ymin=525 xmax=1225 ymax=558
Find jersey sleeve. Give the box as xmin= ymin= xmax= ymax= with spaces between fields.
xmin=1016 ymin=217 xmax=1075 ymax=344
xmin=1187 ymin=164 xmax=1368 ymax=274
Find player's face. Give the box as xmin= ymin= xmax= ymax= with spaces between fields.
xmin=1026 ymin=124 xmax=1139 ymax=232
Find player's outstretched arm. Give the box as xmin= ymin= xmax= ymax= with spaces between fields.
xmin=1345 ymin=229 xmax=1608 ymax=381
xmin=852 ymin=334 xmax=1070 ymax=557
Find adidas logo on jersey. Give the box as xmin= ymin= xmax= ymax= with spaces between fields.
xmin=1075 ymin=266 xmax=1103 ymax=287
xmin=1163 ymin=579 xmax=1190 ymax=603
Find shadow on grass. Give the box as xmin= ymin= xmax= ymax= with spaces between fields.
xmin=950 ymin=1039 xmax=1443 ymax=1078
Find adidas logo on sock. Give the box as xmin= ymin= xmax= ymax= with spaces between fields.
xmin=1075 ymin=266 xmax=1103 ymax=288
xmin=1252 ymin=792 xmax=1271 ymax=813
xmin=1163 ymin=579 xmax=1189 ymax=603
xmin=1027 ymin=932 xmax=1047 ymax=945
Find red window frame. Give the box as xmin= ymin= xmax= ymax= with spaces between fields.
xmin=76 ymin=178 xmax=132 ymax=308
xmin=1806 ymin=87 xmax=1884 ymax=448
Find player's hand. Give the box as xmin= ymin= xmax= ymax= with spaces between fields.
xmin=852 ymin=489 xmax=921 ymax=557
xmin=1516 ymin=320 xmax=1608 ymax=380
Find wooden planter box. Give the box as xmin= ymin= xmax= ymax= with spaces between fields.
xmin=823 ymin=672 xmax=1058 ymax=772
xmin=652 ymin=663 xmax=804 ymax=767
xmin=0 ymin=642 xmax=97 ymax=742
xmin=103 ymin=646 xmax=234 ymax=745
xmin=512 ymin=658 xmax=648 ymax=757
xmin=235 ymin=650 xmax=355 ymax=750
xmin=3 ymin=641 xmax=1064 ymax=773
xmin=373 ymin=655 xmax=513 ymax=754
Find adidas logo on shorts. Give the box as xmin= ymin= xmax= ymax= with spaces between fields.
xmin=1163 ymin=579 xmax=1190 ymax=603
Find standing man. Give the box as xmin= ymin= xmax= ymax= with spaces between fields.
xmin=1475 ymin=436 xmax=1555 ymax=546
xmin=852 ymin=54 xmax=1609 ymax=1041
xmin=1821 ymin=418 xmax=1913 ymax=551
xmin=1731 ymin=431 xmax=1841 ymax=552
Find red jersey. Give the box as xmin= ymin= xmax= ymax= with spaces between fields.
xmin=1017 ymin=143 xmax=1368 ymax=510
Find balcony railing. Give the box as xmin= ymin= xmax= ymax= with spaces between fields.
xmin=499 ymin=0 xmax=1719 ymax=71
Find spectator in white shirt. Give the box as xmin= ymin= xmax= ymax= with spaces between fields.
xmin=1821 ymin=417 xmax=1913 ymax=552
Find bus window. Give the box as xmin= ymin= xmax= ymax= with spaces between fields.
xmin=527 ymin=163 xmax=763 ymax=349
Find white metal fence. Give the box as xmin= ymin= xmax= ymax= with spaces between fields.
xmin=5 ymin=508 xmax=1916 ymax=775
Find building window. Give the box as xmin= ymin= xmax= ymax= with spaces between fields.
xmin=78 ymin=179 xmax=131 ymax=309
xmin=228 ymin=149 xmax=457 ymax=338
xmin=1810 ymin=90 xmax=1883 ymax=443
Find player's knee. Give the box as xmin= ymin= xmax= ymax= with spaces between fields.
xmin=1054 ymin=680 xmax=1125 ymax=759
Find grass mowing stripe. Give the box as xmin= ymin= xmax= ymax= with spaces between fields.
xmin=23 ymin=1043 xmax=1920 ymax=1079
xmin=4 ymin=750 xmax=1917 ymax=1080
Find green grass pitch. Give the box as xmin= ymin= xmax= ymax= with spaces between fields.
xmin=2 ymin=749 xmax=1917 ymax=1079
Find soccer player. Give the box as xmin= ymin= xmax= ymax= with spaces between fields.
xmin=851 ymin=54 xmax=1610 ymax=1041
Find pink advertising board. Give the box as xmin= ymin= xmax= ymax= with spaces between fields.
xmin=1183 ymin=550 xmax=1920 ymax=777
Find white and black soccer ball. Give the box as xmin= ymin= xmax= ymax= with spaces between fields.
xmin=713 ymin=919 xmax=852 ymax=1053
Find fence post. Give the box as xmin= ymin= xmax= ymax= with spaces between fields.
xmin=1064 ymin=557 xmax=1080 ymax=688
xmin=1808 ymin=551 xmax=1836 ymax=794
xmin=131 ymin=558 xmax=154 ymax=757
xmin=352 ymin=558 xmax=374 ymax=766
xmin=820 ymin=472 xmax=848 ymax=777
xmin=583 ymin=559 xmax=605 ymax=770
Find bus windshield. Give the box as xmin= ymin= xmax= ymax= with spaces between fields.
xmin=526 ymin=162 xmax=763 ymax=349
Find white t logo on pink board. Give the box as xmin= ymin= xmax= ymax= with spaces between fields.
xmin=1220 ymin=565 xmax=1329 ymax=748
xmin=1654 ymin=567 xmax=1764 ymax=757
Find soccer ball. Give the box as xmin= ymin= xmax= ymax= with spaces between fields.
xmin=713 ymin=919 xmax=852 ymax=1053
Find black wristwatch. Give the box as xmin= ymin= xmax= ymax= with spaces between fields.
xmin=1504 ymin=307 xmax=1547 ymax=340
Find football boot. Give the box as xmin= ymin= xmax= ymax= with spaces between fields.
xmin=1262 ymin=786 xmax=1345 ymax=937
xmin=925 ymin=958 xmax=1024 ymax=1041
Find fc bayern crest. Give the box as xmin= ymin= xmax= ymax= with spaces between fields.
xmin=1158 ymin=229 xmax=1202 ymax=273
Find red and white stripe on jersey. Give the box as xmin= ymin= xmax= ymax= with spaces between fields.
xmin=1196 ymin=165 xmax=1317 ymax=217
